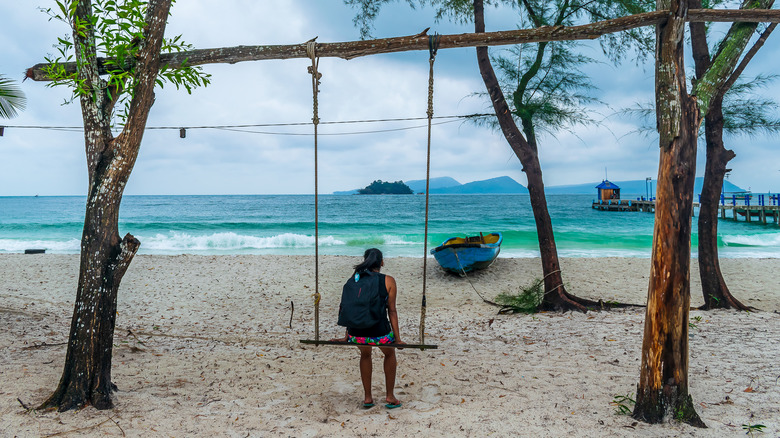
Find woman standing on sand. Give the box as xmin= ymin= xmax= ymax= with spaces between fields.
xmin=332 ymin=248 xmax=405 ymax=409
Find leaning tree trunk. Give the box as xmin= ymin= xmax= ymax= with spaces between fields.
xmin=633 ymin=0 xmax=705 ymax=427
xmin=697 ymin=98 xmax=750 ymax=310
xmin=473 ymin=0 xmax=599 ymax=312
xmin=39 ymin=0 xmax=170 ymax=412
xmin=691 ymin=8 xmax=776 ymax=311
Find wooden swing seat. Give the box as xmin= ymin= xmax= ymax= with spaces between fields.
xmin=300 ymin=339 xmax=437 ymax=349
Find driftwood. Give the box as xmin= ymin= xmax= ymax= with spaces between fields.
xmin=21 ymin=341 xmax=67 ymax=350
xmin=26 ymin=9 xmax=780 ymax=82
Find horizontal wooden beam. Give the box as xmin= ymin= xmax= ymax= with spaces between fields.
xmin=26 ymin=9 xmax=780 ymax=82
xmin=299 ymin=339 xmax=438 ymax=349
xmin=687 ymin=8 xmax=780 ymax=22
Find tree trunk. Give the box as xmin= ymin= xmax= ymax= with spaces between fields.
xmin=697 ymin=99 xmax=749 ymax=310
xmin=690 ymin=2 xmax=774 ymax=311
xmin=473 ymin=0 xmax=599 ymax=312
xmin=633 ymin=0 xmax=704 ymax=427
xmin=39 ymin=0 xmax=170 ymax=412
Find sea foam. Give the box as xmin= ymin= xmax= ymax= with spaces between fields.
xmin=139 ymin=232 xmax=346 ymax=251
xmin=723 ymin=233 xmax=780 ymax=247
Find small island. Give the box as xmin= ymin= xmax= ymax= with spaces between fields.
xmin=358 ymin=180 xmax=413 ymax=195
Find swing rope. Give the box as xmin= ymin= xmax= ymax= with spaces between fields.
xmin=299 ymin=36 xmax=438 ymax=350
xmin=307 ymin=40 xmax=321 ymax=342
xmin=420 ymin=33 xmax=440 ymax=346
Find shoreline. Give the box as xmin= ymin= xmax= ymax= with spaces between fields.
xmin=1 ymin=254 xmax=778 ymax=436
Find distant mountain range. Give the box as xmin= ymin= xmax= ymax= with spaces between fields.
xmin=333 ymin=176 xmax=528 ymax=195
xmin=545 ymin=178 xmax=747 ymax=195
xmin=333 ymin=176 xmax=746 ymax=195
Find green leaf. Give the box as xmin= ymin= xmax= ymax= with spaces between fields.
xmin=0 ymin=75 xmax=27 ymax=119
xmin=40 ymin=0 xmax=211 ymax=126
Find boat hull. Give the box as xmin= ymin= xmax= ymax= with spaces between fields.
xmin=430 ymin=233 xmax=502 ymax=274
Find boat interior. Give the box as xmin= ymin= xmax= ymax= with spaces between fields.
xmin=442 ymin=233 xmax=500 ymax=246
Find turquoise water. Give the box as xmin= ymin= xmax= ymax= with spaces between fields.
xmin=1 ymin=194 xmax=779 ymax=258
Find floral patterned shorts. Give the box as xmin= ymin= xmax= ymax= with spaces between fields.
xmin=348 ymin=331 xmax=395 ymax=346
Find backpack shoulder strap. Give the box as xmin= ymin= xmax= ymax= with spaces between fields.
xmin=376 ymin=273 xmax=388 ymax=301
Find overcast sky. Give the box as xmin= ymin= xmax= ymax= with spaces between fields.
xmin=1 ymin=1 xmax=778 ymax=196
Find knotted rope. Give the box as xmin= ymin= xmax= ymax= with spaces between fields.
xmin=307 ymin=40 xmax=322 ymax=342
xmin=420 ymin=33 xmax=440 ymax=346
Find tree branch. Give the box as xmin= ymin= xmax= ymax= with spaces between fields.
xmin=27 ymin=10 xmax=678 ymax=81
xmin=719 ymin=22 xmax=777 ymax=99
xmin=689 ymin=0 xmax=712 ymax=79
xmin=687 ymin=7 xmax=780 ymax=22
xmin=520 ymin=0 xmax=544 ymax=28
xmin=563 ymin=1 xmax=603 ymax=23
xmin=120 ymin=0 xmax=171 ymax=143
xmin=25 ymin=9 xmax=780 ymax=82
xmin=694 ymin=1 xmax=775 ymax=115
xmin=108 ymin=234 xmax=141 ymax=283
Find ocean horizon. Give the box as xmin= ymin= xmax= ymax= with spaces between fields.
xmin=1 ymin=194 xmax=779 ymax=258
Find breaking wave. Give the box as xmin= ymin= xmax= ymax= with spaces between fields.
xmin=723 ymin=233 xmax=780 ymax=247
xmin=139 ymin=232 xmax=346 ymax=252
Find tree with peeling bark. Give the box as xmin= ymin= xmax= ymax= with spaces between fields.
xmin=632 ymin=1 xmax=705 ymax=425
xmin=623 ymin=4 xmax=778 ymax=311
xmin=35 ymin=0 xmax=209 ymax=412
xmin=690 ymin=0 xmax=777 ymax=311
xmin=632 ymin=0 xmax=774 ymax=426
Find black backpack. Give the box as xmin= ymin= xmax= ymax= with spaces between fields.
xmin=337 ymin=271 xmax=386 ymax=329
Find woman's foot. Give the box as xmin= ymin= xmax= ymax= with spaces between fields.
xmin=363 ymin=398 xmax=375 ymax=408
xmin=384 ymin=396 xmax=402 ymax=409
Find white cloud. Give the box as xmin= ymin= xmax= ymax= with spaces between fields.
xmin=1 ymin=1 xmax=778 ymax=195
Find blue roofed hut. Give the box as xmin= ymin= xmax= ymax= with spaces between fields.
xmin=596 ymin=180 xmax=620 ymax=201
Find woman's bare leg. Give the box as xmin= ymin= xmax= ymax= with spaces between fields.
xmin=380 ymin=347 xmax=399 ymax=404
xmin=358 ymin=346 xmax=373 ymax=404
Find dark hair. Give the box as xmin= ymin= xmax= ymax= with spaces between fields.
xmin=353 ymin=248 xmax=383 ymax=273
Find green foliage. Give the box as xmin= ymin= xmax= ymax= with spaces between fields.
xmin=41 ymin=0 xmax=210 ymax=124
xmin=0 ymin=75 xmax=27 ymax=119
xmin=494 ymin=277 xmax=544 ymax=314
xmin=611 ymin=393 xmax=635 ymax=415
xmin=345 ymin=0 xmax=418 ymax=39
xmin=742 ymin=423 xmax=766 ymax=436
xmin=494 ymin=41 xmax=602 ymax=139
xmin=347 ymin=0 xmax=653 ymax=59
xmin=357 ymin=180 xmax=414 ymax=194
xmin=623 ymin=73 xmax=780 ymax=139
xmin=722 ymin=74 xmax=780 ymax=137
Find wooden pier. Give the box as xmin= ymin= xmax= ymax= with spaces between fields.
xmin=716 ymin=194 xmax=780 ymax=226
xmin=592 ymin=194 xmax=780 ymax=227
xmin=592 ymin=199 xmax=699 ymax=214
xmin=592 ymin=199 xmax=658 ymax=212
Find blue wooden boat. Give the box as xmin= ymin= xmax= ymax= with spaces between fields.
xmin=430 ymin=232 xmax=502 ymax=274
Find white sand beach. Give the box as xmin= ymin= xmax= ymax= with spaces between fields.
xmin=1 ymin=254 xmax=778 ymax=437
